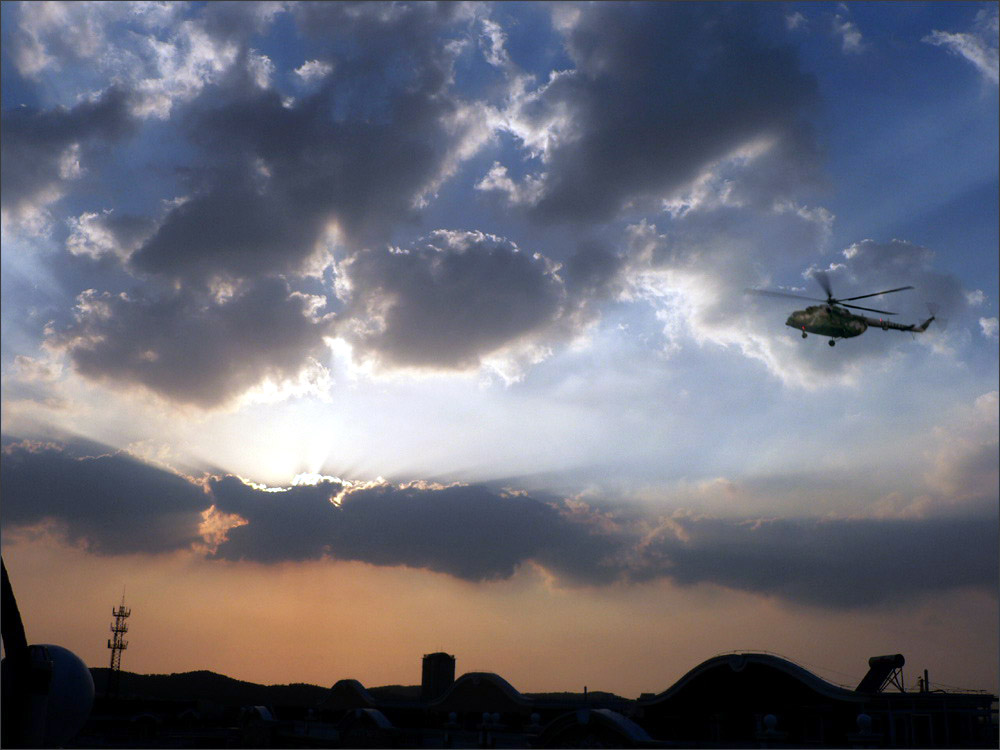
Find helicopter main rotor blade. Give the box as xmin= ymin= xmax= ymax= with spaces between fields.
xmin=747 ymin=289 xmax=827 ymax=303
xmin=812 ymin=270 xmax=834 ymax=299
xmin=839 ymin=285 xmax=914 ymax=302
xmin=841 ymin=302 xmax=898 ymax=315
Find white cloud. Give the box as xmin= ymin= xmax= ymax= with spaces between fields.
xmin=493 ymin=69 xmax=580 ymax=163
xmin=67 ymin=211 xmax=120 ymax=258
xmin=247 ymin=50 xmax=275 ymax=89
xmin=13 ymin=355 xmax=63 ymax=383
xmin=475 ymin=162 xmax=546 ymax=207
xmin=12 ymin=1 xmax=113 ymax=77
xmin=786 ymin=12 xmax=807 ymax=32
xmin=924 ymin=7 xmax=1000 ymax=85
xmin=480 ymin=18 xmax=511 ymax=69
xmin=980 ymin=317 xmax=999 ymax=339
xmin=293 ymin=59 xmax=333 ymax=83
xmin=832 ymin=14 xmax=865 ymax=54
xmin=919 ymin=390 xmax=999 ymax=514
xmin=965 ymin=289 xmax=986 ymax=306
xmin=132 ymin=21 xmax=240 ymax=118
xmin=66 ymin=210 xmax=154 ymax=260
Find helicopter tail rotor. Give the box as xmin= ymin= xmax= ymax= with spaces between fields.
xmin=924 ymin=303 xmax=947 ymax=332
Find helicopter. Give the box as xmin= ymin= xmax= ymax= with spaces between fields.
xmin=749 ymin=271 xmax=935 ymax=346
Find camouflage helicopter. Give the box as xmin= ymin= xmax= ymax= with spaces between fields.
xmin=750 ymin=271 xmax=935 ymax=347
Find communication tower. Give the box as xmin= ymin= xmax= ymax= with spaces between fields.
xmin=106 ymin=590 xmax=130 ymax=698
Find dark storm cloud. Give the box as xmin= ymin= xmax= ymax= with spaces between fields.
xmin=50 ymin=277 xmax=333 ymax=408
xmin=130 ymin=177 xmax=323 ymax=283
xmin=640 ymin=515 xmax=998 ymax=608
xmin=829 ymin=239 xmax=969 ymax=320
xmin=129 ymin=2 xmax=484 ymax=284
xmin=199 ymin=1 xmax=286 ymax=44
xmin=336 ymin=231 xmax=571 ymax=369
xmin=211 ymin=478 xmax=620 ymax=581
xmin=0 ymin=86 xmax=134 ymax=220
xmin=497 ymin=3 xmax=820 ymax=222
xmin=0 ymin=441 xmax=207 ymax=554
xmin=2 ymin=442 xmax=994 ymax=607
xmin=206 ymin=475 xmax=347 ymax=563
xmin=208 ymin=475 xmax=996 ymax=607
xmin=561 ymin=240 xmax=628 ymax=302
xmin=210 ymin=478 xmax=628 ymax=583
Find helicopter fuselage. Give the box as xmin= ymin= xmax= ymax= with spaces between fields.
xmin=786 ymin=304 xmax=868 ymax=339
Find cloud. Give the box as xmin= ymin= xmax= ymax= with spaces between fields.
xmin=66 ymin=209 xmax=157 ymax=260
xmin=0 ymin=440 xmax=207 ymax=554
xmin=129 ymin=173 xmax=328 ymax=284
xmin=124 ymin=5 xmax=493 ymax=284
xmin=786 ymin=12 xmax=808 ymax=32
xmin=832 ymin=13 xmax=865 ymax=55
xmin=204 ymin=475 xmax=347 ymax=563
xmin=980 ymin=317 xmax=999 ymax=339
xmin=7 ymin=1 xmax=244 ymax=119
xmin=3 ymin=440 xmax=994 ymax=608
xmin=480 ymin=18 xmax=513 ymax=70
xmin=483 ymin=3 xmax=821 ymax=223
xmin=640 ymin=514 xmax=996 ymax=608
xmin=210 ymin=477 xmax=614 ymax=581
xmin=293 ymin=59 xmax=334 ymax=84
xmin=833 ymin=239 xmax=972 ymax=332
xmin=200 ymin=475 xmax=1000 ymax=606
xmin=9 ymin=1 xmax=129 ymax=78
xmin=924 ymin=6 xmax=1000 ymax=86
xmin=918 ymin=391 xmax=999 ymax=515
xmin=965 ymin=289 xmax=986 ymax=306
xmin=48 ymin=278 xmax=334 ymax=409
xmin=1 ymin=87 xmax=135 ymax=232
xmin=335 ymin=230 xmax=569 ymax=371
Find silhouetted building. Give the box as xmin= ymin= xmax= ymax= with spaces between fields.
xmin=636 ymin=652 xmax=996 ymax=748
xmin=313 ymin=651 xmax=996 ymax=748
xmin=421 ymin=652 xmax=455 ymax=701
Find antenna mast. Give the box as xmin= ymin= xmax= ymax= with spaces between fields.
xmin=106 ymin=589 xmax=130 ymax=698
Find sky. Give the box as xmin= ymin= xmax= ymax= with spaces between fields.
xmin=1 ymin=1 xmax=998 ymax=699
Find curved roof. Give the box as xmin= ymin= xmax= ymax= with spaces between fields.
xmin=537 ymin=708 xmax=655 ymax=747
xmin=639 ymin=652 xmax=861 ymax=707
xmin=431 ymin=671 xmax=531 ymax=711
xmin=320 ymin=679 xmax=377 ymax=710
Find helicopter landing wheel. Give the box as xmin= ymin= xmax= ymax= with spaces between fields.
xmin=828 ymin=339 xmax=836 ymax=347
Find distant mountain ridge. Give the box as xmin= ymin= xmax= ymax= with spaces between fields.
xmin=90 ymin=668 xmax=330 ymax=708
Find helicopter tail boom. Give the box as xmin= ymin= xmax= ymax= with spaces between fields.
xmin=864 ymin=315 xmax=934 ymax=333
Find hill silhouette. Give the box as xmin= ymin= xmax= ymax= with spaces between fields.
xmin=90 ymin=668 xmax=328 ymax=708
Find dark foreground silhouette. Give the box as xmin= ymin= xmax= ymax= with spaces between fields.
xmin=59 ymin=653 xmax=1000 ymax=748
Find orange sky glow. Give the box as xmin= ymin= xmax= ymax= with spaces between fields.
xmin=6 ymin=532 xmax=996 ymax=698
